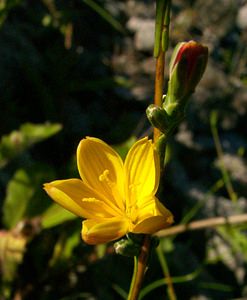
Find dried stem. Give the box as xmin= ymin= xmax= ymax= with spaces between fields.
xmin=156 ymin=214 xmax=247 ymax=238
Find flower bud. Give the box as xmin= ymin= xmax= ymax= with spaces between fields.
xmin=146 ymin=104 xmax=169 ymax=133
xmin=114 ymin=238 xmax=141 ymax=257
xmin=164 ymin=41 xmax=208 ymax=115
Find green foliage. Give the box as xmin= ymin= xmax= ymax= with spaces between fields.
xmin=82 ymin=0 xmax=126 ymax=34
xmin=3 ymin=163 xmax=56 ymax=229
xmin=0 ymin=123 xmax=62 ymax=167
xmin=41 ymin=203 xmax=76 ymax=229
xmin=217 ymin=226 xmax=247 ymax=262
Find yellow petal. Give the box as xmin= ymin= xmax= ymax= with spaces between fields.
xmin=137 ymin=197 xmax=172 ymax=220
xmin=81 ymin=198 xmax=121 ymax=218
xmin=124 ymin=137 xmax=160 ymax=207
xmin=133 ymin=197 xmax=173 ymax=234
xmin=81 ymin=217 xmax=130 ymax=244
xmin=44 ymin=179 xmax=118 ymax=219
xmin=132 ymin=215 xmax=173 ymax=234
xmin=77 ymin=137 xmax=125 ymax=210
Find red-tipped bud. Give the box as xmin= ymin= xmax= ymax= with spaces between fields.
xmin=164 ymin=41 xmax=208 ymax=115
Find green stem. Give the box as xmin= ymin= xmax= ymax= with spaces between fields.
xmin=127 ymin=236 xmax=151 ymax=300
xmin=153 ymin=0 xmax=171 ymax=142
xmin=128 ymin=1 xmax=172 ymax=300
xmin=127 ymin=256 xmax=138 ymax=300
xmin=210 ymin=111 xmax=237 ymax=202
xmin=156 ymin=245 xmax=177 ymax=300
xmin=154 ymin=2 xmax=176 ymax=299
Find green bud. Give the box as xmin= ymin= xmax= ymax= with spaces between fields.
xmin=165 ymin=40 xmax=208 ymax=115
xmin=114 ymin=237 xmax=141 ymax=257
xmin=146 ymin=104 xmax=169 ymax=133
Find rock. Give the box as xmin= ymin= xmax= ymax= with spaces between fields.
xmin=176 ymin=123 xmax=202 ymax=150
xmin=232 ymin=87 xmax=247 ymax=115
xmin=140 ymin=57 xmax=156 ymax=75
xmin=125 ymin=0 xmax=155 ymax=18
xmin=237 ymin=4 xmax=247 ymax=29
xmin=104 ymin=0 xmax=125 ymax=17
xmin=194 ymin=0 xmax=237 ymax=43
xmin=131 ymin=77 xmax=153 ymax=101
xmin=192 ymin=60 xmax=230 ymax=111
xmin=127 ymin=17 xmax=155 ymax=52
xmin=214 ymin=154 xmax=247 ymax=184
xmin=172 ymin=9 xmax=197 ymax=42
xmin=207 ymin=234 xmax=245 ymax=284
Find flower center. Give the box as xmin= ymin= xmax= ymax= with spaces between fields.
xmin=98 ymin=169 xmax=125 ymax=211
xmin=125 ymin=183 xmax=141 ymax=223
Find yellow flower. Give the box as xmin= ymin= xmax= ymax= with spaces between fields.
xmin=44 ymin=137 xmax=173 ymax=244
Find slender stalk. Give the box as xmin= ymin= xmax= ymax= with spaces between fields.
xmin=154 ymin=52 xmax=165 ymax=141
xmin=156 ymin=245 xmax=177 ymax=300
xmin=127 ymin=2 xmax=172 ymax=300
xmin=127 ymin=256 xmax=138 ymax=300
xmin=153 ymin=1 xmax=177 ymax=300
xmin=210 ymin=111 xmax=237 ymax=202
xmin=127 ymin=236 xmax=151 ymax=300
xmin=154 ymin=0 xmax=170 ymax=142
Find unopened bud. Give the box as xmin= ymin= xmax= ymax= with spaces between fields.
xmin=165 ymin=41 xmax=208 ymax=115
xmin=146 ymin=104 xmax=169 ymax=133
xmin=114 ymin=237 xmax=140 ymax=257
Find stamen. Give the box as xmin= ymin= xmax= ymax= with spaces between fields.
xmin=82 ymin=198 xmax=101 ymax=203
xmin=98 ymin=169 xmax=125 ymax=211
xmin=128 ymin=182 xmax=140 ymax=207
xmin=126 ymin=204 xmax=138 ymax=223
xmin=99 ymin=170 xmax=111 ymax=183
xmin=99 ymin=169 xmax=115 ymax=190
xmin=128 ymin=182 xmax=141 ymax=192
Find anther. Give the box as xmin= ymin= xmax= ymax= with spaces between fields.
xmin=99 ymin=169 xmax=110 ymax=182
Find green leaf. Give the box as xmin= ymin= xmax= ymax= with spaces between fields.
xmin=0 ymin=122 xmax=62 ymax=167
xmin=82 ymin=0 xmax=126 ymax=34
xmin=3 ymin=169 xmax=34 ymax=229
xmin=41 ymin=204 xmax=76 ymax=229
xmin=3 ymin=164 xmax=56 ymax=229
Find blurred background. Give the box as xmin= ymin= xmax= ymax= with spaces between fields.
xmin=0 ymin=0 xmax=247 ymax=299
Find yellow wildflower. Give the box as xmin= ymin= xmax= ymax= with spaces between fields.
xmin=44 ymin=137 xmax=173 ymax=244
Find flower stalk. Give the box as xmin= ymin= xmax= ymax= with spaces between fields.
xmin=127 ymin=1 xmax=172 ymax=300
xmin=127 ymin=236 xmax=151 ymax=300
xmin=154 ymin=0 xmax=171 ymax=141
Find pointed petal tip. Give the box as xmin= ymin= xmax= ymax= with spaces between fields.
xmin=43 ymin=182 xmax=53 ymax=193
xmin=43 ymin=182 xmax=51 ymax=189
